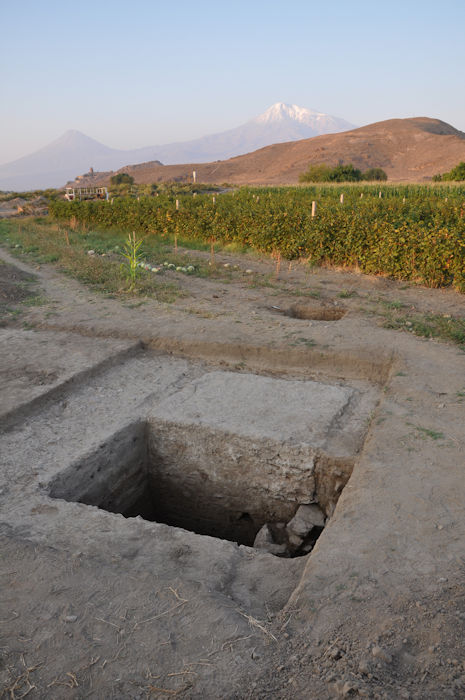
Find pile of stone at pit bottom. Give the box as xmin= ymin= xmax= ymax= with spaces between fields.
xmin=253 ymin=504 xmax=326 ymax=558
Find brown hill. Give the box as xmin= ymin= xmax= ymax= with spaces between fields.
xmin=72 ymin=117 xmax=465 ymax=186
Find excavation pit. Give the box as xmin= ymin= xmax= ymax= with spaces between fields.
xmin=47 ymin=369 xmax=378 ymax=557
xmin=287 ymin=303 xmax=346 ymax=321
xmin=49 ymin=422 xmax=351 ymax=556
xmin=268 ymin=304 xmax=347 ymax=321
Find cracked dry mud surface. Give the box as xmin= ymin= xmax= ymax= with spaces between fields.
xmin=1 ymin=245 xmax=465 ymax=700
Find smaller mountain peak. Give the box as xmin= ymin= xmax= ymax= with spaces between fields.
xmin=50 ymin=130 xmax=112 ymax=151
xmin=57 ymin=129 xmax=109 ymax=144
xmin=59 ymin=129 xmax=87 ymax=139
xmin=49 ymin=130 xmax=94 ymax=148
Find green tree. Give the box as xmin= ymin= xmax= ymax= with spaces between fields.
xmin=442 ymin=162 xmax=465 ymax=181
xmin=110 ymin=173 xmax=135 ymax=185
xmin=363 ymin=168 xmax=388 ymax=181
xmin=328 ymin=164 xmax=363 ymax=182
xmin=299 ymin=164 xmax=333 ymax=183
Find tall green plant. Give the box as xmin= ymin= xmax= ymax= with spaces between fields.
xmin=120 ymin=231 xmax=144 ymax=290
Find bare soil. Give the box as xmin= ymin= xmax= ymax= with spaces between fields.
xmin=0 ymin=261 xmax=38 ymax=325
xmin=1 ymin=245 xmax=465 ymax=699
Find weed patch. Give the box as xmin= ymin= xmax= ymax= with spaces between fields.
xmin=410 ymin=424 xmax=446 ymax=441
xmin=0 ymin=219 xmax=181 ymax=302
xmin=380 ymin=310 xmax=465 ymax=348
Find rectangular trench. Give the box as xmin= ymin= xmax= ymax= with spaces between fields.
xmin=48 ymin=419 xmax=354 ymax=551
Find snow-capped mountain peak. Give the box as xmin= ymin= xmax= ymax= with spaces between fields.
xmin=252 ymin=102 xmax=354 ymax=133
xmin=254 ymin=102 xmax=325 ymax=125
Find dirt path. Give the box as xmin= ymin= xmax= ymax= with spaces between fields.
xmin=1 ymin=247 xmax=465 ymax=699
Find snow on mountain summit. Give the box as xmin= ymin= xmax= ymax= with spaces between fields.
xmin=254 ymin=102 xmax=326 ymax=124
xmin=253 ymin=102 xmax=355 ymax=133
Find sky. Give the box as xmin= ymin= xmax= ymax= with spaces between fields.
xmin=1 ymin=0 xmax=464 ymax=164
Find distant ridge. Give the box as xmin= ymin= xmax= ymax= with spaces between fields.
xmin=0 ymin=103 xmax=355 ymax=190
xmin=74 ymin=117 xmax=465 ymax=186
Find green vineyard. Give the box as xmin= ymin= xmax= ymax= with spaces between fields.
xmin=49 ymin=185 xmax=465 ymax=292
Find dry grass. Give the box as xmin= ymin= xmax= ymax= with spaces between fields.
xmin=236 ymin=610 xmax=278 ymax=642
xmin=1 ymin=655 xmax=42 ymax=699
xmin=0 ymin=219 xmax=181 ymax=302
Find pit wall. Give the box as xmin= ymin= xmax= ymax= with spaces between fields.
xmin=47 ymin=418 xmax=355 ymax=547
xmin=145 ymin=420 xmax=318 ymax=544
xmin=146 ymin=338 xmax=393 ymax=386
xmin=48 ymin=421 xmax=147 ymax=514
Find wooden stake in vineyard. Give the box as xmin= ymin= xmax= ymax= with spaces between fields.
xmin=174 ymin=222 xmax=178 ymax=255
xmin=175 ymin=199 xmax=180 ymax=211
xmin=210 ymin=237 xmax=216 ymax=266
xmin=340 ymin=193 xmax=344 ymax=204
xmin=272 ymin=250 xmax=282 ymax=279
xmin=311 ymin=200 xmax=317 ymax=217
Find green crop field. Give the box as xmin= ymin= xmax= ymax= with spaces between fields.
xmin=48 ymin=184 xmax=465 ymax=292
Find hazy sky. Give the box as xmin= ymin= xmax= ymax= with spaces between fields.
xmin=1 ymin=0 xmax=464 ymax=164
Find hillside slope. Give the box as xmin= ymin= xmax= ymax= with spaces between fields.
xmin=76 ymin=117 xmax=465 ymax=186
